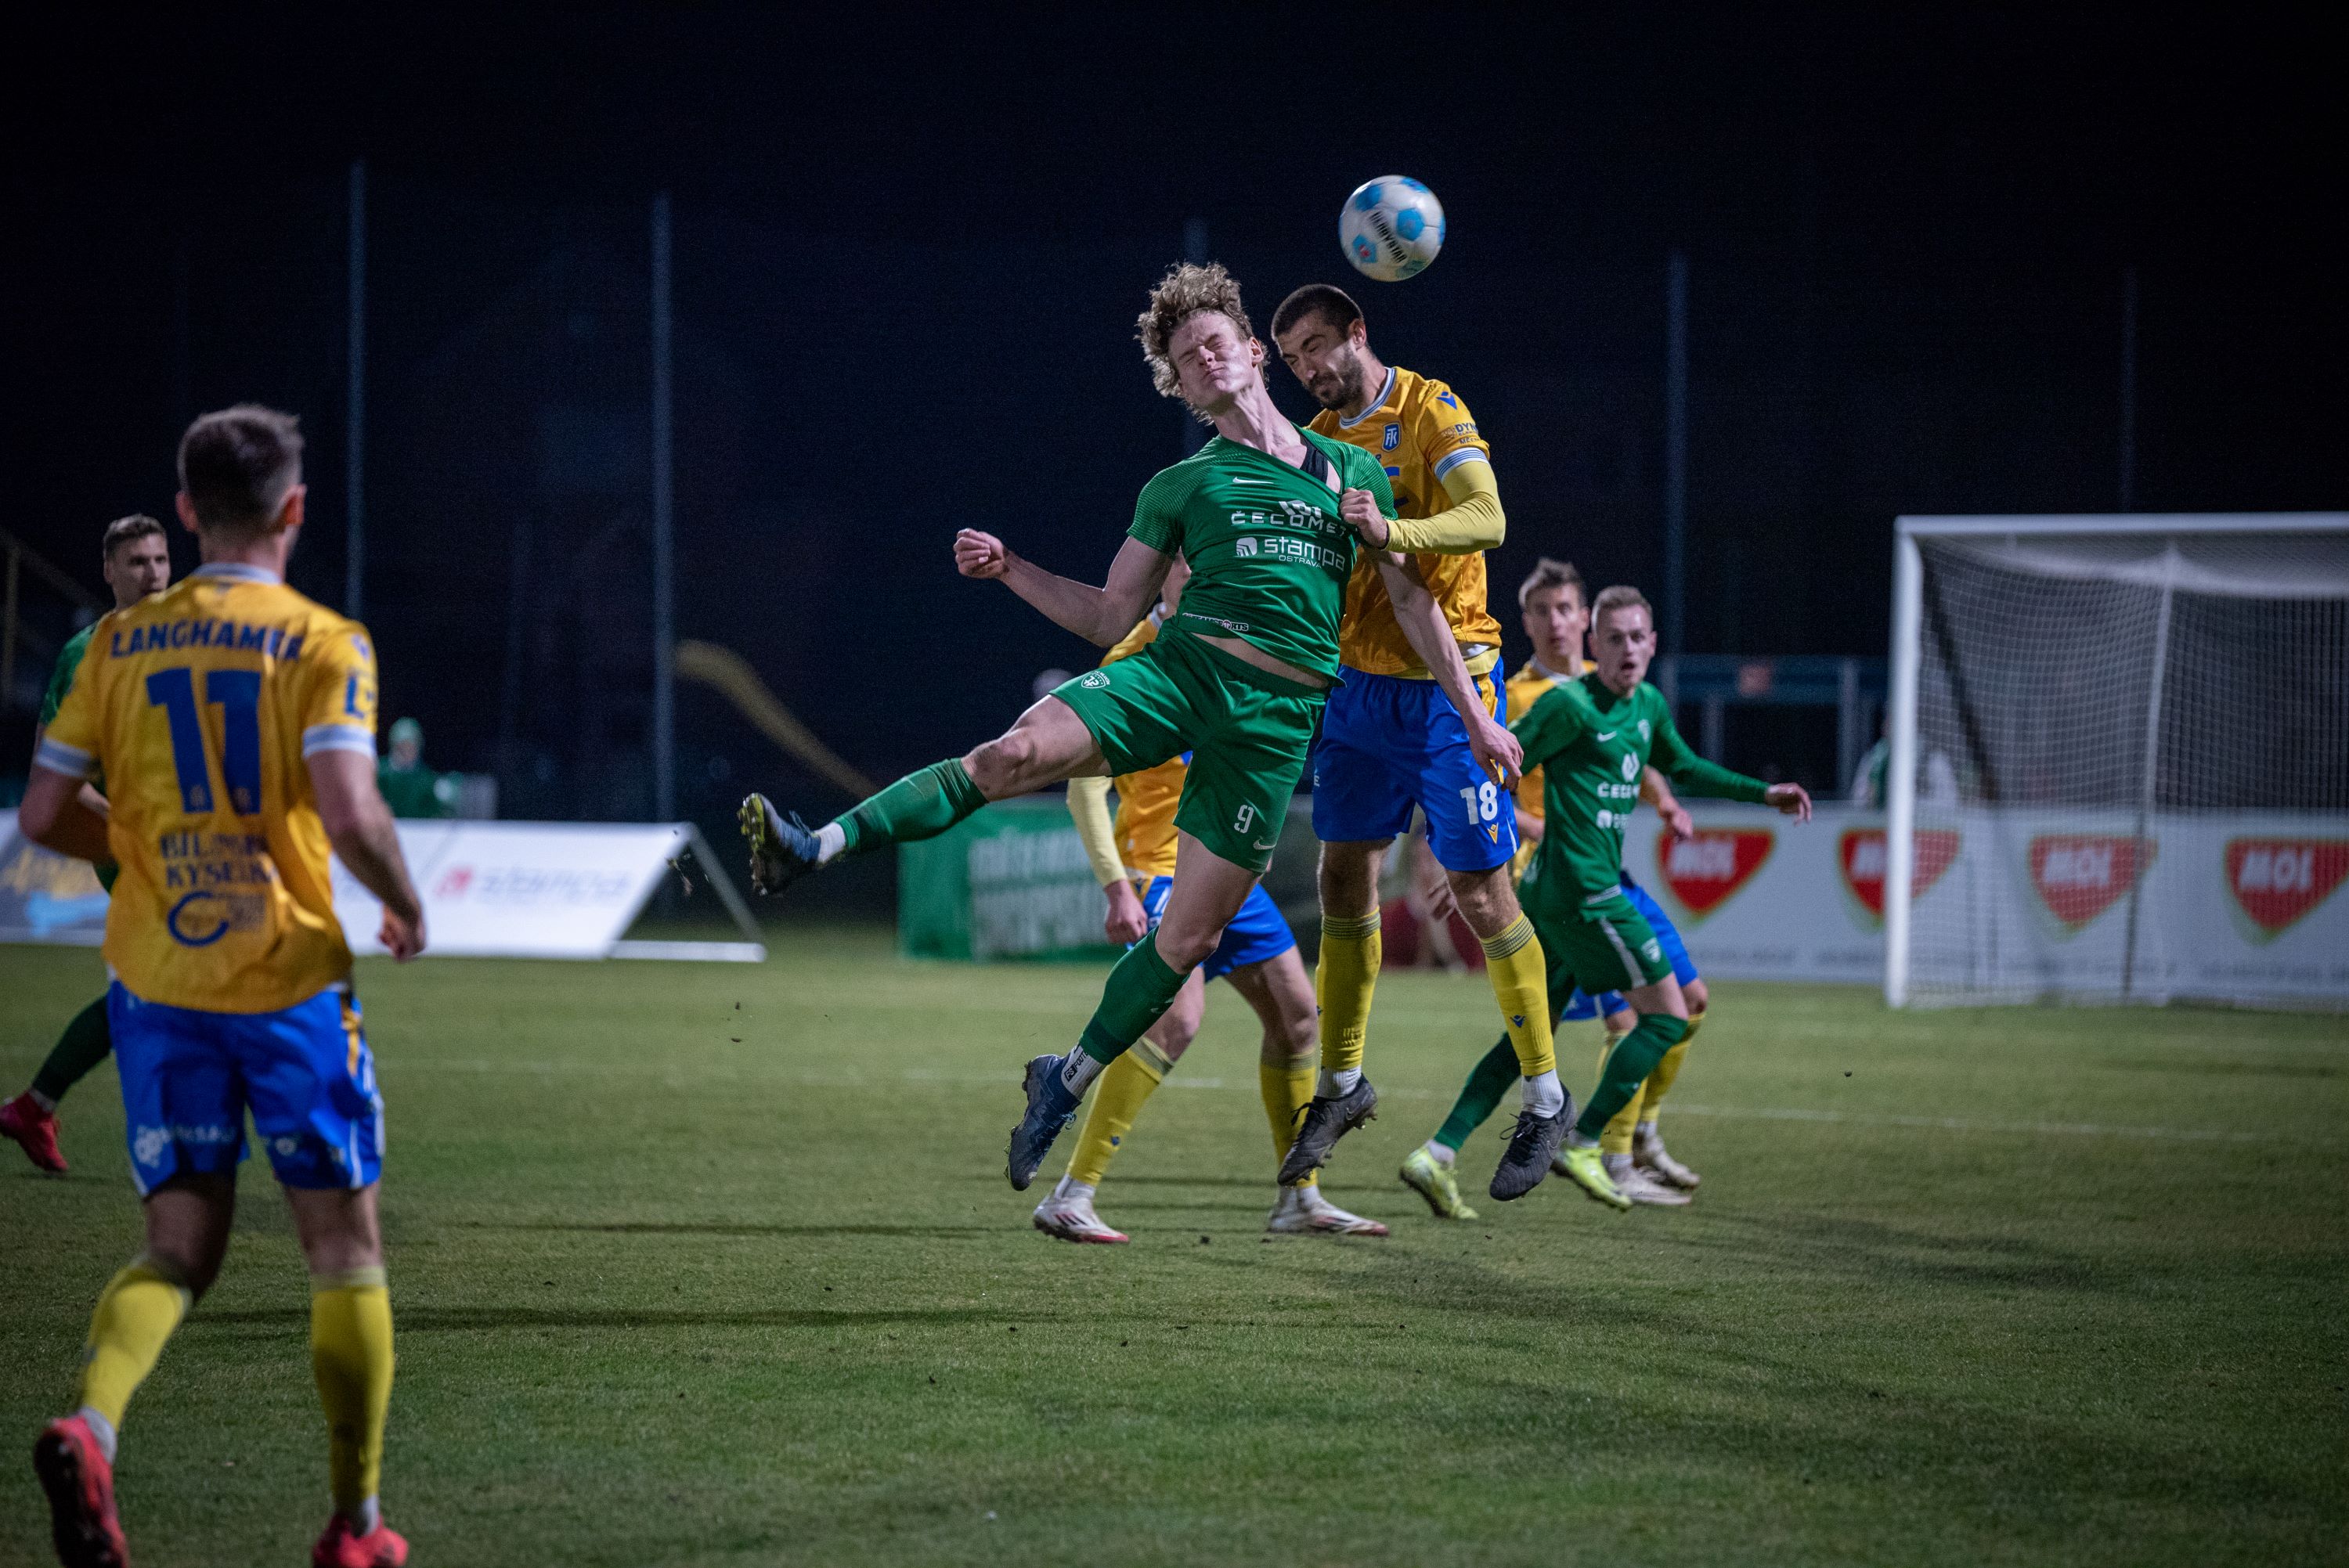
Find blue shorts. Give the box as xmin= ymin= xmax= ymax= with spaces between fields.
xmin=1312 ymin=666 xmax=1517 ymax=873
xmin=1557 ymin=879 xmax=1698 ymax=1020
xmin=1140 ymin=875 xmax=1297 ymax=982
xmin=109 ymin=982 xmax=384 ymax=1195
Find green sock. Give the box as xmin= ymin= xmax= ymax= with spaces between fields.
xmin=835 ymin=759 xmax=986 ymax=856
xmin=31 ymin=997 xmax=113 ymax=1106
xmin=1575 ymin=1014 xmax=1690 ymax=1140
xmin=1433 ymin=1034 xmax=1521 ymax=1152
xmin=1076 ymin=938 xmax=1187 ymax=1065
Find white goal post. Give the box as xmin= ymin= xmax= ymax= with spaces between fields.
xmin=1885 ymin=514 xmax=2349 ymax=1009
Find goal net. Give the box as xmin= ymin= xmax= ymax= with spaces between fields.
xmin=1884 ymin=514 xmax=2349 ymax=1009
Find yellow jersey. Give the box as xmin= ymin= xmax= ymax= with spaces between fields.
xmin=1309 ymin=364 xmax=1503 ymax=677
xmin=1101 ymin=612 xmax=1184 ymax=879
xmin=1503 ymin=655 xmax=1591 ymax=881
xmin=38 ymin=564 xmax=380 ymax=1013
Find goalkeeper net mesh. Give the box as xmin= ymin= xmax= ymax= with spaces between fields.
xmin=1900 ymin=519 xmax=2349 ymax=1007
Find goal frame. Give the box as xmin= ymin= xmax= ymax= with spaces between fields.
xmin=1882 ymin=512 xmax=2349 ymax=1007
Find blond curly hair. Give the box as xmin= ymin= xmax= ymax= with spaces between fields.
xmin=1136 ymin=261 xmax=1256 ymax=406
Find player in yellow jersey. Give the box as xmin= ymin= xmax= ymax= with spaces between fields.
xmin=20 ymin=406 xmax=425 ymax=1568
xmin=1270 ymin=284 xmax=1568 ymax=1202
xmin=1037 ymin=559 xmax=1388 ymax=1241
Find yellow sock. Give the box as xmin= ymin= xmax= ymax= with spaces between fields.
xmin=311 ymin=1267 xmax=395 ymax=1516
xmin=1637 ymin=1007 xmax=1702 ymax=1126
xmin=1065 ymin=1040 xmax=1170 ymax=1188
xmin=1597 ymin=1026 xmax=1639 ymax=1155
xmin=77 ymin=1256 xmax=193 ymax=1431
xmin=1315 ymin=913 xmax=1381 ymax=1076
xmin=1478 ymin=916 xmax=1555 ymax=1080
xmin=1260 ymin=1058 xmax=1318 ymax=1188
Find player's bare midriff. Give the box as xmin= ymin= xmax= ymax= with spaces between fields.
xmin=1192 ymin=632 xmax=1330 ymax=690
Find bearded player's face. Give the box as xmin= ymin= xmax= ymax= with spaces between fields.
xmin=1274 ymin=313 xmax=1366 ymax=411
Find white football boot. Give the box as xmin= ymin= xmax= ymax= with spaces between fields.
xmin=1604 ymin=1152 xmax=1691 ymax=1207
xmin=1031 ymin=1175 xmax=1128 ymax=1244
xmin=1266 ymin=1184 xmax=1390 ymax=1237
xmin=1633 ymin=1126 xmax=1701 ymax=1190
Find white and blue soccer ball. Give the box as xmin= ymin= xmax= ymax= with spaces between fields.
xmin=1339 ymin=176 xmax=1445 ymax=282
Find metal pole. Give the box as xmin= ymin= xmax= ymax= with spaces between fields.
xmin=2119 ymin=566 xmax=2174 ymax=999
xmin=1837 ymin=656 xmax=1861 ymax=791
xmin=651 ymin=193 xmax=676 ymax=824
xmin=1182 ymin=218 xmax=1209 ymax=456
xmin=345 ymin=160 xmax=367 ymax=619
xmin=1883 ymin=528 xmax=1924 ymax=1007
xmin=1664 ymin=250 xmax=1689 ymax=658
xmin=2118 ymin=265 xmax=2138 ymax=513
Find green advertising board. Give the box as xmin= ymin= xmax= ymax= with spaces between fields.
xmin=897 ymin=798 xmax=1116 ymax=962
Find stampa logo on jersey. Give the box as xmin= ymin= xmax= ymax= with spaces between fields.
xmin=1838 ymin=827 xmax=1960 ymax=928
xmin=2225 ymin=838 xmax=2349 ymax=940
xmin=2028 ymin=834 xmax=2151 ymax=932
xmin=1654 ymin=828 xmax=1773 ymax=919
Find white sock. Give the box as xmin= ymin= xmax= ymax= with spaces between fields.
xmin=28 ymin=1088 xmax=59 ymax=1113
xmin=1521 ymin=1069 xmax=1564 ymax=1118
xmin=813 ymin=822 xmax=847 ymax=864
xmin=1604 ymin=1152 xmax=1633 ymax=1177
xmin=1317 ymin=1066 xmax=1362 ymax=1098
xmin=1422 ymin=1138 xmax=1454 ymax=1167
xmin=76 ymin=1406 xmax=117 ymax=1463
xmin=1059 ymin=1177 xmax=1096 ymax=1202
xmin=1567 ymin=1130 xmax=1600 ymax=1151
xmin=1058 ymin=1051 xmax=1104 ymax=1098
xmin=345 ymin=1497 xmax=381 ymax=1534
xmin=1635 ymin=1120 xmax=1658 ymax=1141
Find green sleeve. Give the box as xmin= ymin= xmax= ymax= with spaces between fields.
xmin=1127 ymin=467 xmax=1188 ymax=554
xmin=1345 ymin=442 xmax=1399 ymax=520
xmin=1510 ymin=685 xmax=1585 ymax=772
xmin=39 ymin=626 xmax=94 ymax=728
xmin=1650 ymin=700 xmax=1770 ymax=803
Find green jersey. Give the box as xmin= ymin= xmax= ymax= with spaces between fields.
xmin=1512 ymin=673 xmax=1770 ymax=905
xmin=1126 ymin=429 xmax=1397 ymax=680
xmin=38 ymin=621 xmax=117 ymax=891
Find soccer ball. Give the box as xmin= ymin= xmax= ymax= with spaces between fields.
xmin=1339 ymin=177 xmax=1445 ymax=282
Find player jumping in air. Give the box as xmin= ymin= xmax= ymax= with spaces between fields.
xmin=1402 ymin=561 xmax=1716 ymax=1218
xmin=1 ymin=514 xmax=172 ymax=1174
xmin=1268 ymin=284 xmax=1568 ymax=1201
xmin=740 ymin=261 xmax=1517 ymax=1191
xmin=1470 ymin=583 xmax=1808 ymax=1210
xmin=20 ymin=406 xmax=426 ymax=1568
xmin=1039 ymin=557 xmax=1388 ymax=1241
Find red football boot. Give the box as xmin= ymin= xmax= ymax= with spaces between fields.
xmin=312 ymin=1515 xmax=409 ymax=1568
xmin=33 ymin=1413 xmax=128 ymax=1567
xmin=1 ymin=1092 xmax=68 ymax=1173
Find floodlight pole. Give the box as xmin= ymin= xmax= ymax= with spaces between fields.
xmin=651 ymin=192 xmax=676 ymax=824
xmin=1664 ymin=251 xmax=1689 ymax=659
xmin=345 ymin=160 xmax=367 ymax=619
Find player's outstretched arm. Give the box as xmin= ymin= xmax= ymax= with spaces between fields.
xmin=309 ymin=750 xmax=428 ymax=961
xmin=955 ymin=531 xmax=1170 ymax=647
xmin=1365 ymin=543 xmax=1522 ymax=787
xmin=17 ymin=764 xmax=111 ymax=863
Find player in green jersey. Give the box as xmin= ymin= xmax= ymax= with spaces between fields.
xmin=1 ymin=515 xmax=172 ymax=1174
xmin=738 ymin=262 xmax=1518 ymax=1190
xmin=1467 ymin=583 xmax=1810 ymax=1208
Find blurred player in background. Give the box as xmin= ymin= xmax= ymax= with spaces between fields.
xmin=1270 ymin=285 xmax=1564 ymax=1202
xmin=1040 ymin=557 xmax=1387 ymax=1242
xmin=739 ymin=262 xmax=1510 ymax=1191
xmin=20 ymin=406 xmax=425 ymax=1568
xmin=1403 ymin=561 xmax=1715 ymax=1218
xmin=0 ymin=514 xmax=171 ymax=1175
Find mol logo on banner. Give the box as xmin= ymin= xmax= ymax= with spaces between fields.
xmin=1837 ymin=827 xmax=1959 ymax=926
xmin=2225 ymin=838 xmax=2349 ymax=940
xmin=2029 ymin=834 xmax=2151 ymax=932
xmin=1655 ymin=829 xmax=1773 ymax=918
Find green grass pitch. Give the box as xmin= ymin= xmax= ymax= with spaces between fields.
xmin=2 ymin=929 xmax=2344 ymax=1567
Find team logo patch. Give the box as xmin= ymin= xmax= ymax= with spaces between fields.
xmin=1838 ymin=827 xmax=1960 ymax=925
xmin=1656 ymin=828 xmax=1773 ymax=919
xmin=1079 ymin=671 xmax=1111 ymax=690
xmin=1382 ymin=423 xmax=1400 ymax=451
xmin=1437 ymin=391 xmax=1458 ymax=409
xmin=2225 ymin=838 xmax=2349 ymax=939
xmin=2028 ymin=834 xmax=2150 ymax=932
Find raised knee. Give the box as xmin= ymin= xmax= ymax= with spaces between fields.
xmin=966 ymin=734 xmax=1033 ymax=795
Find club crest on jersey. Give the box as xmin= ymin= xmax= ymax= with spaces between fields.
xmin=1080 ymin=671 xmax=1111 ymax=690
xmin=1382 ymin=423 xmax=1400 ymax=451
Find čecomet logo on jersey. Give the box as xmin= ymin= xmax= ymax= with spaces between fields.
xmin=2225 ymin=838 xmax=2349 ymax=939
xmin=2028 ymin=834 xmax=2150 ymax=932
xmin=1655 ymin=828 xmax=1773 ymax=919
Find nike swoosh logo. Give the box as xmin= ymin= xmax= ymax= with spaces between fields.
xmin=1253 ymin=838 xmax=1279 ymax=850
xmin=1595 ymin=731 xmax=1617 ymax=741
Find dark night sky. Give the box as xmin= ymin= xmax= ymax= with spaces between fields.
xmin=3 ymin=5 xmax=2342 ymax=828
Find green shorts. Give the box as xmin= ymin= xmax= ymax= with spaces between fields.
xmin=1527 ymin=886 xmax=1673 ymax=1000
xmin=1053 ymin=629 xmax=1325 ymax=874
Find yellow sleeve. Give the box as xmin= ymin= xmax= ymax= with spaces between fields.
xmin=1386 ymin=460 xmax=1504 ymax=553
xmin=299 ymin=624 xmax=381 ymax=763
xmin=32 ymin=633 xmax=101 ymax=780
xmin=1066 ymin=775 xmax=1125 ymax=887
